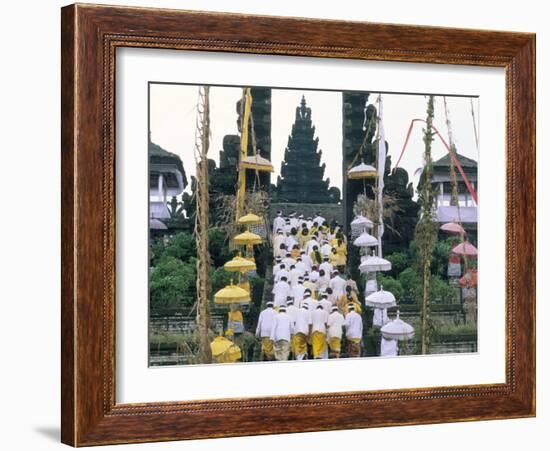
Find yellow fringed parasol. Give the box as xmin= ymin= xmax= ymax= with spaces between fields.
xmin=214 ymin=283 xmax=251 ymax=304
xmin=233 ymin=230 xmax=263 ymax=246
xmin=223 ymin=256 xmax=257 ymax=272
xmin=237 ymin=212 xmax=262 ymax=225
xmin=210 ymin=336 xmax=242 ymax=363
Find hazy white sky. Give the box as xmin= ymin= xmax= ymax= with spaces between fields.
xmin=149 ymin=84 xmax=479 ymax=196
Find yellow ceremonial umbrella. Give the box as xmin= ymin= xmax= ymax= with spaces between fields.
xmin=233 ymin=230 xmax=262 ymax=246
xmin=210 ymin=335 xmax=242 ymax=363
xmin=214 ymin=282 xmax=251 ymax=304
xmin=347 ymin=162 xmax=378 ymax=180
xmin=223 ymin=256 xmax=257 ymax=272
xmin=237 ymin=212 xmax=262 ymax=226
xmin=239 ymin=154 xmax=274 ymax=172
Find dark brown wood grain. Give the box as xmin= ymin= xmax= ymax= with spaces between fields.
xmin=61 ymin=3 xmax=536 ymax=446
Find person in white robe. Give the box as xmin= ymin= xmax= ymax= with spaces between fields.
xmin=327 ymin=306 xmax=345 ymax=358
xmin=300 ymin=250 xmax=313 ymax=271
xmin=272 ymin=211 xmax=285 ymax=235
xmin=309 ymin=267 xmax=320 ymax=283
xmin=273 ymin=264 xmax=289 ymax=284
xmin=270 ymin=307 xmax=292 ymax=361
xmin=289 ymin=265 xmax=302 ymax=287
xmin=326 ymin=287 xmax=338 ymax=305
xmin=329 ymin=270 xmax=347 ymax=299
xmin=291 ymin=278 xmax=306 ymax=306
xmin=311 ymin=304 xmax=329 ymax=359
xmin=316 ymin=269 xmax=330 ymax=293
xmin=319 ymin=293 xmax=333 ymax=313
xmin=301 ymin=291 xmax=318 ymax=311
xmin=272 ymin=230 xmax=285 ymax=253
xmin=294 ymin=257 xmax=307 ymax=276
xmin=255 ymin=301 xmax=277 ymax=360
xmin=313 ymin=212 xmax=326 ymax=226
xmin=285 ymin=298 xmax=299 ymax=347
xmin=289 ymin=212 xmax=299 ymax=230
xmin=319 ymin=258 xmax=333 ymax=278
xmin=298 ymin=214 xmax=307 ymax=229
xmin=344 ymin=305 xmax=363 ymax=358
xmin=305 ymin=236 xmax=319 ymax=256
xmin=380 ymin=337 xmax=398 ymax=356
xmin=306 ymin=217 xmax=314 ymax=229
xmin=272 ymin=277 xmax=291 ymax=308
xmin=321 ymin=241 xmax=332 ymax=258
xmin=284 ymin=232 xmax=298 ymax=250
xmin=275 ymin=243 xmax=287 ymax=261
xmin=283 ymin=219 xmax=292 ymax=234
xmin=282 ymin=253 xmax=296 ymax=268
xmin=293 ymin=304 xmax=312 ymax=360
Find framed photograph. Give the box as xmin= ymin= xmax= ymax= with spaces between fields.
xmin=61 ymin=4 xmax=536 ymax=446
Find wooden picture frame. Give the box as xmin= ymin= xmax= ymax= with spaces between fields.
xmin=61 ymin=3 xmax=536 ymax=446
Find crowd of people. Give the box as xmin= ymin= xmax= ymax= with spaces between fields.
xmin=255 ymin=210 xmax=365 ymax=361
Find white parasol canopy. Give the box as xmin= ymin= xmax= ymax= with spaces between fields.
xmin=381 ymin=311 xmax=415 ymax=341
xmin=353 ymin=231 xmax=378 ymax=248
xmin=351 ymin=215 xmax=374 ymax=229
xmin=347 ymin=162 xmax=377 ymax=179
xmin=365 ymin=286 xmax=397 ymax=309
xmin=359 ymin=255 xmax=392 ymax=273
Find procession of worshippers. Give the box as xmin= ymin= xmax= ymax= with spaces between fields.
xmin=253 ymin=210 xmax=365 ymax=362
xmin=210 ymin=210 xmax=369 ymax=364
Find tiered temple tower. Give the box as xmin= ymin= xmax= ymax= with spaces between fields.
xmin=276 ymin=96 xmax=340 ymax=204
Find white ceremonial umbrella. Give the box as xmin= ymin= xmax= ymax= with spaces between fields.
xmin=359 ymin=255 xmax=392 ymax=273
xmin=351 ymin=215 xmax=374 ymax=229
xmin=350 ymin=215 xmax=375 ymax=238
xmin=365 ymin=286 xmax=396 ymax=309
xmin=347 ymin=162 xmax=378 ymax=179
xmin=353 ymin=231 xmax=378 ymax=248
xmin=381 ymin=311 xmax=415 ymax=341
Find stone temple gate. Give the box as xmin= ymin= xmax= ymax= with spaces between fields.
xmin=218 ymin=88 xmax=418 ymax=253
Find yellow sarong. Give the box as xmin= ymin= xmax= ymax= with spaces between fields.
xmin=292 ymin=333 xmax=308 ymax=356
xmin=311 ymin=331 xmax=327 ymax=358
xmin=261 ymin=337 xmax=274 ymax=359
xmin=328 ymin=336 xmax=341 ymax=352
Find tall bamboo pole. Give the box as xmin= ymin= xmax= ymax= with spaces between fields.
xmin=195 ymin=86 xmax=212 ymax=363
xmin=235 ymin=88 xmax=253 ymax=222
xmin=416 ymin=95 xmax=437 ymax=354
xmin=443 ymin=97 xmax=460 ymax=208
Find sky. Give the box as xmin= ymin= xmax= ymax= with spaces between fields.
xmin=149 ymin=84 xmax=479 ymax=197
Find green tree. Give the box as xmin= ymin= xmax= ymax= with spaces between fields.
xmin=377 ymin=274 xmax=404 ymax=301
xmin=429 ymin=275 xmax=458 ymax=303
xmin=149 ymin=256 xmax=197 ymax=310
xmin=163 ymin=232 xmax=196 ymax=261
xmin=398 ymin=267 xmax=422 ymax=303
xmin=385 ymin=251 xmax=410 ymax=277
xmin=208 ymin=227 xmax=233 ymax=267
xmin=210 ymin=266 xmax=233 ymax=293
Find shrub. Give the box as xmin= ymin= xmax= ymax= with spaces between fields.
xmin=149 ymin=256 xmax=197 ymax=309
xmin=377 ymin=274 xmax=404 ymax=301
xmin=385 ymin=251 xmax=410 ymax=277
xmin=429 ymin=274 xmax=458 ymax=303
xmin=399 ymin=267 xmax=421 ymax=302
